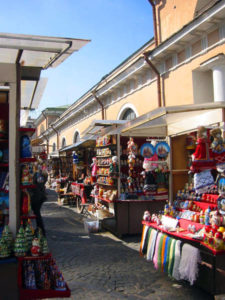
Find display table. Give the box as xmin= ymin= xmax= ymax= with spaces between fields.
xmin=141 ymin=221 xmax=225 ymax=295
xmin=102 ymin=199 xmax=166 ymax=237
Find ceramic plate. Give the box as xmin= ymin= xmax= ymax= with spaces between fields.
xmin=155 ymin=141 xmax=170 ymax=158
xmin=140 ymin=143 xmax=155 ymax=158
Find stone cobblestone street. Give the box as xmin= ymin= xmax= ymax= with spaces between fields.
xmin=42 ymin=189 xmax=214 ymax=300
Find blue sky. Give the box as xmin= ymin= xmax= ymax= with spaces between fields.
xmin=0 ymin=0 xmax=153 ymax=118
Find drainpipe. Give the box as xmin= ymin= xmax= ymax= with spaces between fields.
xmin=92 ymin=92 xmax=105 ymax=120
xmin=143 ymin=52 xmax=162 ymax=107
xmin=148 ymin=0 xmax=158 ymax=47
xmin=51 ymin=125 xmax=59 ymax=151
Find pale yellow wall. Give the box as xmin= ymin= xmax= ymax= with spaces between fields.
xmin=105 ymin=83 xmax=159 ymax=120
xmin=163 ymin=44 xmax=225 ymax=106
xmin=36 ymin=119 xmax=46 ymax=136
xmin=156 ymin=0 xmax=212 ymax=43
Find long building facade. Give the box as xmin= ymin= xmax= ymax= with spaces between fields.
xmin=35 ymin=0 xmax=225 ymax=155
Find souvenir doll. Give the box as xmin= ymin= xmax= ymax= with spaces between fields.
xmin=143 ymin=210 xmax=151 ymax=221
xmin=109 ymin=156 xmax=119 ymax=176
xmin=141 ymin=158 xmax=157 ymax=193
xmin=91 ymin=157 xmax=98 ymax=183
xmin=31 ymin=237 xmax=41 ymax=257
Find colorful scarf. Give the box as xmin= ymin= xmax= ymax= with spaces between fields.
xmin=161 ymin=235 xmax=167 ymax=272
xmin=172 ymin=240 xmax=181 ymax=280
xmin=140 ymin=225 xmax=149 ymax=255
xmin=163 ymin=237 xmax=172 ymax=273
xmin=146 ymin=229 xmax=158 ymax=261
xmin=179 ymin=243 xmax=201 ymax=285
xmin=142 ymin=227 xmax=152 ymax=255
xmin=168 ymin=239 xmax=176 ymax=277
xmin=157 ymin=233 xmax=166 ymax=270
xmin=153 ymin=232 xmax=162 ymax=269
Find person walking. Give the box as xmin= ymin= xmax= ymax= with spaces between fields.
xmin=30 ymin=164 xmax=48 ymax=236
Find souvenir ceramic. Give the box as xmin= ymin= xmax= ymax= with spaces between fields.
xmin=155 ymin=141 xmax=170 ymax=158
xmin=140 ymin=143 xmax=154 ymax=158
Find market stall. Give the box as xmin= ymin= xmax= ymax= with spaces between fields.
xmin=78 ymin=120 xmax=170 ymax=236
xmin=132 ymin=103 xmax=225 ymax=295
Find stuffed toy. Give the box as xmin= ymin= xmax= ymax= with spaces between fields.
xmin=109 ymin=156 xmax=119 ymax=176
xmin=190 ymin=126 xmax=215 ymax=173
xmin=91 ymin=157 xmax=98 ymax=183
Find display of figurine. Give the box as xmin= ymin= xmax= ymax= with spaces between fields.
xmin=20 ymin=135 xmax=32 ymax=158
xmin=25 ymin=220 xmax=34 ymax=251
xmin=205 ymin=207 xmax=211 ymax=225
xmin=141 ymin=158 xmax=157 ymax=193
xmin=214 ymin=231 xmax=224 ymax=250
xmin=24 ymin=261 xmax=37 ymax=289
xmin=1 ymin=224 xmax=13 ymax=254
xmin=21 ymin=190 xmax=32 ymax=215
xmin=143 ymin=210 xmax=151 ymax=221
xmin=42 ymin=237 xmax=49 ymax=255
xmin=31 ymin=237 xmax=41 ymax=257
xmin=21 ymin=164 xmax=33 ymax=186
xmin=190 ymin=126 xmax=215 ymax=194
xmin=0 ymin=237 xmax=10 ymax=258
xmin=14 ymin=224 xmax=28 ymax=257
xmin=91 ymin=157 xmax=98 ymax=184
xmin=109 ymin=156 xmax=119 ymax=176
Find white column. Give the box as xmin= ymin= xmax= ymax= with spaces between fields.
xmin=212 ymin=64 xmax=225 ymax=102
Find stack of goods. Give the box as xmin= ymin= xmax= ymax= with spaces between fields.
xmin=96 ymin=135 xmax=112 ymax=147
xmin=22 ymin=257 xmax=67 ymax=291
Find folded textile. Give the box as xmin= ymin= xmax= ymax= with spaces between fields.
xmin=157 ymin=234 xmax=166 ymax=270
xmin=168 ymin=239 xmax=176 ymax=277
xmin=153 ymin=232 xmax=162 ymax=269
xmin=146 ymin=229 xmax=158 ymax=261
xmin=163 ymin=237 xmax=172 ymax=273
xmin=140 ymin=225 xmax=149 ymax=255
xmin=142 ymin=227 xmax=152 ymax=255
xmin=172 ymin=240 xmax=181 ymax=280
xmin=179 ymin=243 xmax=201 ymax=285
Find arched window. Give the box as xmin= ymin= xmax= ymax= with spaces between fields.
xmin=52 ymin=142 xmax=56 ymax=152
xmin=121 ymin=108 xmax=136 ymax=120
xmin=40 ymin=124 xmax=45 ymax=134
xmin=73 ymin=131 xmax=80 ymax=144
xmin=61 ymin=137 xmax=66 ymax=148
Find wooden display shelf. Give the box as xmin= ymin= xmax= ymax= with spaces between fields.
xmin=19 ymin=127 xmax=35 ymax=134
xmin=0 ymin=163 xmax=8 ymax=167
xmin=20 ymin=184 xmax=36 ymax=190
xmin=90 ymin=195 xmax=115 ymax=203
xmin=97 ymin=165 xmax=110 ymax=167
xmin=96 ymin=144 xmax=116 ymax=148
xmin=20 ymin=157 xmax=36 ymax=163
xmin=20 ymin=215 xmax=36 ymax=220
xmin=96 ymin=155 xmax=112 ymax=158
xmin=97 ymin=182 xmax=117 ymax=188
xmin=172 ymin=169 xmax=189 ymax=174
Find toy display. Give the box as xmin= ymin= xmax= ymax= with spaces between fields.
xmin=31 ymin=237 xmax=41 ymax=257
xmin=210 ymin=128 xmax=225 ymax=172
xmin=91 ymin=157 xmax=98 ymax=184
xmin=14 ymin=224 xmax=28 ymax=257
xmin=127 ymin=137 xmax=137 ymax=189
xmin=20 ymin=135 xmax=32 ymax=158
xmin=21 ymin=163 xmax=33 ymax=186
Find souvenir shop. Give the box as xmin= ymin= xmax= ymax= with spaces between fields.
xmin=0 ymin=34 xmax=83 ymax=299
xmin=135 ymin=103 xmax=225 ymax=295
xmin=73 ymin=120 xmax=170 ymax=237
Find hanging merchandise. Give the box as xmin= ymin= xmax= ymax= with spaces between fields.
xmin=155 ymin=141 xmax=170 ymax=158
xmin=141 ymin=158 xmax=157 ymax=194
xmin=20 ymin=135 xmax=32 ymax=158
xmin=21 ymin=163 xmax=33 ymax=186
xmin=72 ymin=151 xmax=79 ymax=164
xmin=210 ymin=128 xmax=225 ymax=172
xmin=91 ymin=157 xmax=98 ymax=184
xmin=127 ymin=137 xmax=137 ymax=189
xmin=21 ymin=190 xmax=32 ymax=216
xmin=140 ymin=143 xmax=154 ymax=158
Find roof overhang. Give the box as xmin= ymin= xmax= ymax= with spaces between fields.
xmin=116 ymin=102 xmax=225 ymax=137
xmin=59 ymin=134 xmax=97 ymax=153
xmin=0 ymin=32 xmax=90 ymax=125
xmin=81 ymin=120 xmax=127 ymax=136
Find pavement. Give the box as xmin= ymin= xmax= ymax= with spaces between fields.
xmin=37 ymin=188 xmax=215 ymax=300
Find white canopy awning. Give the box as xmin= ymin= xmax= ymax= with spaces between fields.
xmin=114 ymin=102 xmax=225 ymax=137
